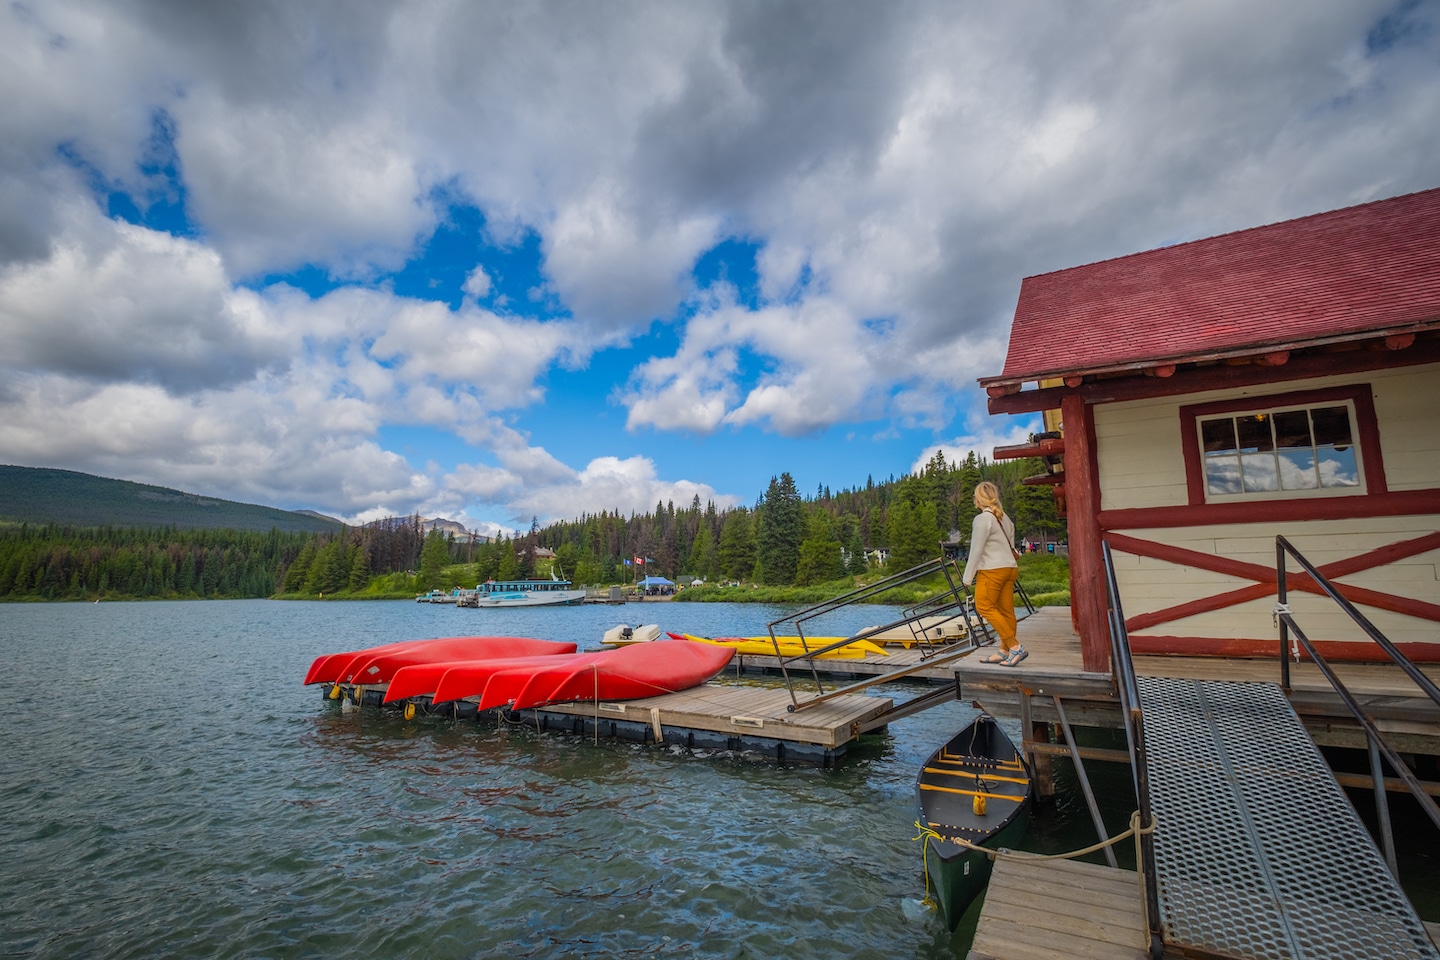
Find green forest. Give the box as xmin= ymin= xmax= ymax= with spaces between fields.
xmin=0 ymin=452 xmax=1066 ymax=603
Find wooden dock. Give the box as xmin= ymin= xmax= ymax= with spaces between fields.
xmin=968 ymin=857 xmax=1149 ymax=960
xmin=954 ymin=606 xmax=1440 ymax=756
xmin=341 ymin=680 xmax=893 ymax=764
xmin=531 ymin=683 xmax=893 ymax=760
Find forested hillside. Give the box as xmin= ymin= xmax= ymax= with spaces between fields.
xmin=0 ymin=452 xmax=1063 ymax=600
xmin=527 ymin=451 xmax=1061 ymax=588
xmin=0 ymin=466 xmax=342 ymax=533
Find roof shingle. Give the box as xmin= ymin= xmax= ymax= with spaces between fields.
xmin=995 ymin=187 xmax=1440 ymax=384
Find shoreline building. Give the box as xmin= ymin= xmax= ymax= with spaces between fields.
xmin=981 ymin=188 xmax=1440 ymax=672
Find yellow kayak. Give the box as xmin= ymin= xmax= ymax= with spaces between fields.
xmin=667 ymin=632 xmax=886 ymax=659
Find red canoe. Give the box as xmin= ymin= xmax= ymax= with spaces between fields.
xmin=424 ymin=651 xmax=607 ymax=707
xmin=305 ymin=636 xmax=576 ymax=686
xmin=418 ymin=640 xmax=735 ymax=710
xmin=384 ymin=654 xmax=586 ymax=703
xmin=511 ymin=640 xmax=734 ymax=709
xmin=305 ymin=638 xmax=423 ymax=685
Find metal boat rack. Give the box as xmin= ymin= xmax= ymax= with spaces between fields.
xmin=765 ymin=555 xmax=1035 ymax=714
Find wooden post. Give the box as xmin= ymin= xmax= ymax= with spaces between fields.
xmin=1062 ymin=392 xmax=1111 ymax=672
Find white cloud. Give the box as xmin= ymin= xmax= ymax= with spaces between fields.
xmin=3 ymin=0 xmax=1439 ymax=526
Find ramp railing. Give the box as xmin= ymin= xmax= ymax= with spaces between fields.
xmin=1274 ymin=534 xmax=1440 ymax=875
xmin=1101 ymin=541 xmax=1164 ymax=960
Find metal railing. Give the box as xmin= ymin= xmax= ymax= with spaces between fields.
xmin=1101 ymin=541 xmax=1164 ymax=960
xmin=1274 ymin=534 xmax=1440 ymax=875
xmin=767 ymin=556 xmax=981 ymax=708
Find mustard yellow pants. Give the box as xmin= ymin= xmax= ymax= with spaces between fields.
xmin=973 ymin=567 xmax=1018 ymax=651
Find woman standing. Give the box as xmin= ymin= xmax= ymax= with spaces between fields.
xmin=962 ymin=481 xmax=1026 ymax=666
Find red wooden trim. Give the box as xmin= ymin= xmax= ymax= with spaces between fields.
xmin=1179 ymin=384 xmax=1387 ymax=505
xmin=1109 ymin=529 xmax=1440 ymax=630
xmin=1100 ymin=488 xmax=1440 ymax=530
xmin=1129 ymin=635 xmax=1440 ymax=662
xmin=993 ymin=437 xmax=1065 ymax=460
xmin=1326 ymin=583 xmax=1440 ymax=622
xmin=985 ymin=338 xmax=1440 ymax=415
xmin=1125 ymin=577 xmax=1440 ymax=631
xmin=1125 ymin=583 xmax=1274 ymax=632
xmin=1320 ymin=530 xmax=1440 ymax=578
xmin=1063 ymin=393 xmax=1109 ymax=671
xmin=1104 ymin=533 xmax=1276 ymax=581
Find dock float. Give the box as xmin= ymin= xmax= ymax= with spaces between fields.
xmin=967 ymin=856 xmax=1149 ymax=960
xmin=334 ymin=681 xmax=893 ymax=765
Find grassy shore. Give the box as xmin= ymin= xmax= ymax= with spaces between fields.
xmin=676 ymin=554 xmax=1070 ymax=606
xmin=272 ymin=554 xmax=1071 ymax=605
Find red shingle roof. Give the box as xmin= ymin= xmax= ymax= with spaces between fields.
xmin=991 ymin=187 xmax=1440 ymax=385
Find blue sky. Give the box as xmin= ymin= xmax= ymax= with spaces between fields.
xmin=1 ymin=1 xmax=1438 ymax=537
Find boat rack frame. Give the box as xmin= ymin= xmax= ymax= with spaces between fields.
xmin=765 ymin=555 xmax=1036 ymax=712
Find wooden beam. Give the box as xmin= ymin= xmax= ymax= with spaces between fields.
xmin=986 ymin=337 xmax=1440 ymax=415
xmin=1062 ymin=393 xmax=1110 ymax=671
xmin=1099 ymin=487 xmax=1440 ymax=531
xmin=992 ymin=436 xmax=1065 ymax=460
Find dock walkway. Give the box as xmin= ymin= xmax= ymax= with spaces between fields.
xmin=967 ymin=857 xmax=1148 ymax=960
xmin=1141 ymin=676 xmax=1438 ymax=959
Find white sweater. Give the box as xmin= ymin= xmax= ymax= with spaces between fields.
xmin=961 ymin=510 xmax=1017 ymax=586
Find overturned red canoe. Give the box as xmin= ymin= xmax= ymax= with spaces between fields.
xmin=419 ymin=640 xmax=735 ymax=710
xmin=305 ymin=637 xmax=422 ymax=685
xmin=384 ymin=653 xmax=584 ymax=703
xmin=425 ymin=651 xmax=607 ymax=707
xmin=512 ymin=640 xmax=734 ymax=709
xmin=305 ymin=636 xmax=576 ymax=686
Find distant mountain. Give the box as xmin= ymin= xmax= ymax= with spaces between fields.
xmin=421 ymin=517 xmax=470 ymax=537
xmin=0 ymin=465 xmax=344 ymax=533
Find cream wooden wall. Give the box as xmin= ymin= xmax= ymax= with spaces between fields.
xmin=1091 ymin=362 xmax=1440 ymax=648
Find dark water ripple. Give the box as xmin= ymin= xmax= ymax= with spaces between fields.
xmin=0 ymin=599 xmax=1132 ymax=959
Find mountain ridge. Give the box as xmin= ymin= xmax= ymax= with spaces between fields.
xmin=0 ymin=464 xmax=344 ymax=533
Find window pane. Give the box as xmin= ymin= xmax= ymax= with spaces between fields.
xmin=1311 ymin=406 xmax=1353 ymax=448
xmin=1277 ymin=449 xmax=1318 ymax=490
xmin=1272 ymin=410 xmax=1311 ymax=450
xmin=1317 ymin=445 xmax=1360 ymax=487
xmin=1241 ymin=452 xmax=1279 ymax=492
xmin=1236 ymin=415 xmax=1273 ymax=454
xmin=1201 ymin=418 xmax=1237 ymax=455
xmin=1205 ymin=455 xmax=1241 ymax=494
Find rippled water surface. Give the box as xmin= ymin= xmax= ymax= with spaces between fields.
xmin=1 ymin=600 xmax=1137 ymax=959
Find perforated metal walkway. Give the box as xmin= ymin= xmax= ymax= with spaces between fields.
xmin=1138 ymin=676 xmax=1438 ymax=960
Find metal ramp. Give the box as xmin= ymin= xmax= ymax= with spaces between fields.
xmin=1139 ymin=675 xmax=1438 ymax=960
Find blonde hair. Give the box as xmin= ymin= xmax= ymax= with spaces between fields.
xmin=974 ymin=481 xmax=1005 ymax=521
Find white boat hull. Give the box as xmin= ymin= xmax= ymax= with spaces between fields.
xmin=471 ymin=588 xmax=588 ymax=608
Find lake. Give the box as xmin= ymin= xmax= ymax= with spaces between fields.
xmin=0 ymin=599 xmax=1166 ymax=958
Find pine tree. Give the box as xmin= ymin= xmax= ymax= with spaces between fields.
xmin=717 ymin=509 xmax=756 ymax=581
xmin=755 ymin=473 xmax=802 ymax=585
xmin=418 ymin=529 xmax=451 ymax=590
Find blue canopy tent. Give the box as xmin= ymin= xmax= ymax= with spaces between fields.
xmin=638 ymin=576 xmax=674 ymax=587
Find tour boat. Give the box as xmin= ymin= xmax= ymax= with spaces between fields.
xmin=916 ymin=716 xmax=1032 ymax=929
xmin=466 ymin=576 xmax=588 ymax=608
xmin=304 ymin=636 xmax=577 ymax=686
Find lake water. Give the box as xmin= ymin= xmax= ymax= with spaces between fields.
xmin=0 ymin=598 xmax=1308 ymax=958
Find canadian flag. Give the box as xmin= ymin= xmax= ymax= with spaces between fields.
xmin=634 ymin=556 xmax=645 ymax=565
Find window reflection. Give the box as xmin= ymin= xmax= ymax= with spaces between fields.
xmin=1200 ymin=403 xmax=1360 ymax=497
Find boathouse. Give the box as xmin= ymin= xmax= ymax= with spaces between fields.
xmin=982 ymin=187 xmax=1440 ymax=672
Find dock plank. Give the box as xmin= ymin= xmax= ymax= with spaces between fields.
xmin=536 ymin=682 xmax=892 ymax=749
xmin=968 ymin=856 xmax=1148 ymax=960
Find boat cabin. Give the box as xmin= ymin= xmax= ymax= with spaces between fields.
xmin=981 ymin=188 xmax=1440 ymax=672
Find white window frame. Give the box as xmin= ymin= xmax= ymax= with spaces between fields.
xmin=1194 ymin=399 xmax=1367 ymax=504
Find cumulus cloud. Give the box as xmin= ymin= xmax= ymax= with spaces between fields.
xmin=2 ymin=0 xmax=1438 ymax=529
